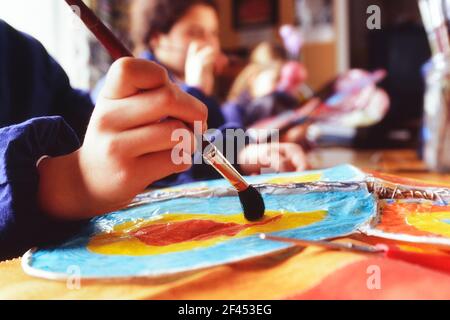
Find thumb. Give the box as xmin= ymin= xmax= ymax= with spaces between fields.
xmin=102 ymin=58 xmax=168 ymax=99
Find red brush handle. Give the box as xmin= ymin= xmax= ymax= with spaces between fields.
xmin=65 ymin=0 xmax=133 ymax=60
xmin=376 ymin=244 xmax=450 ymax=275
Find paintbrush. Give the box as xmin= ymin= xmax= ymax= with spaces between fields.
xmin=419 ymin=0 xmax=450 ymax=56
xmin=260 ymin=234 xmax=450 ymax=275
xmin=65 ymin=0 xmax=265 ymax=221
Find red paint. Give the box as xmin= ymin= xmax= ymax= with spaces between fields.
xmin=132 ymin=215 xmax=282 ymax=246
xmin=288 ymin=257 xmax=450 ymax=300
xmin=378 ymin=202 xmax=449 ymax=237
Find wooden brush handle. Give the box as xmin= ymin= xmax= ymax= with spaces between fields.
xmin=65 ymin=0 xmax=133 ymax=60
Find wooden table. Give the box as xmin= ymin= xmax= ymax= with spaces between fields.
xmin=1 ymin=149 xmax=449 ymax=299
xmin=308 ymin=148 xmax=450 ymax=183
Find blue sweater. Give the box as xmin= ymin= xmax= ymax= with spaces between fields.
xmin=0 ymin=20 xmax=94 ymax=259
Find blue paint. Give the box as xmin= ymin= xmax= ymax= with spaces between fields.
xmin=28 ymin=180 xmax=376 ymax=278
xmin=166 ymin=164 xmax=367 ymax=191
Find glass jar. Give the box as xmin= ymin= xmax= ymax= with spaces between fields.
xmin=423 ymin=53 xmax=450 ymax=172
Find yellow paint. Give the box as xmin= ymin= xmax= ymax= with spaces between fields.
xmin=265 ymin=173 xmax=322 ymax=185
xmin=162 ymin=173 xmax=323 ymax=193
xmin=396 ymin=245 xmax=427 ymax=253
xmin=406 ymin=211 xmax=450 ymax=238
xmin=88 ymin=210 xmax=327 ymax=256
xmin=396 ymin=244 xmax=445 ymax=255
xmin=161 ymin=187 xmax=211 ymax=193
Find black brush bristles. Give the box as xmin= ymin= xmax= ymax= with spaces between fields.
xmin=238 ymin=185 xmax=265 ymax=221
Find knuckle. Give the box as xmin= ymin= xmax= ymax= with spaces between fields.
xmin=145 ymin=60 xmax=168 ymax=78
xmin=110 ymin=57 xmax=134 ymax=79
xmin=153 ymin=63 xmax=169 ymax=82
xmin=113 ymin=167 xmax=133 ymax=186
xmin=159 ymin=86 xmax=175 ymax=107
xmin=169 ymin=120 xmax=188 ymax=132
xmin=94 ymin=110 xmax=114 ymax=130
xmin=104 ymin=136 xmax=123 ymax=158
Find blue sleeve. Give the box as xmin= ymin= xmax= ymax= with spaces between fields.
xmin=180 ymin=85 xmax=226 ymax=129
xmin=0 ymin=20 xmax=94 ymax=140
xmin=222 ymin=101 xmax=246 ymax=128
xmin=0 ymin=117 xmax=86 ymax=260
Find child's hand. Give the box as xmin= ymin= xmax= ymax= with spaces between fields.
xmin=185 ymin=42 xmax=217 ymax=95
xmin=38 ymin=58 xmax=207 ymax=219
xmin=238 ymin=142 xmax=307 ymax=175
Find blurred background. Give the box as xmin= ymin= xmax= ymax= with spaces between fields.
xmin=0 ymin=0 xmax=434 ymax=158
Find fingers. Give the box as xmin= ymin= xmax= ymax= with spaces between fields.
xmin=187 ymin=42 xmax=200 ymax=59
xmin=95 ymin=84 xmax=208 ymax=131
xmin=279 ymin=143 xmax=307 ymax=171
xmin=196 ymin=46 xmax=216 ymax=65
xmin=187 ymin=42 xmax=216 ymax=65
xmin=269 ymin=154 xmax=296 ymax=172
xmin=282 ymin=125 xmax=308 ymax=143
xmin=136 ymin=150 xmax=192 ymax=186
xmin=260 ymin=143 xmax=306 ymax=173
xmin=114 ymin=119 xmax=196 ymax=157
xmin=101 ymin=58 xmax=169 ymax=99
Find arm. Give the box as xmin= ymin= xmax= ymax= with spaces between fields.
xmin=0 ymin=117 xmax=85 ymax=260
xmin=38 ymin=58 xmax=207 ymax=219
xmin=1 ymin=58 xmax=207 ymax=259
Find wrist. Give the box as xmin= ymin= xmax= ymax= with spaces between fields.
xmin=37 ymin=150 xmax=89 ymax=220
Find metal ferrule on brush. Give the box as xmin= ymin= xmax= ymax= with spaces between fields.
xmin=202 ymin=141 xmax=249 ymax=192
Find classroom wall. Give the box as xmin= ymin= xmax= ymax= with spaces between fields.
xmin=303 ymin=42 xmax=337 ymax=90
xmin=215 ymin=0 xmax=341 ymax=91
xmin=215 ymin=0 xmax=296 ymax=49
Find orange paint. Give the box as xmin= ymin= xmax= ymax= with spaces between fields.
xmin=368 ymin=170 xmax=450 ymax=188
xmin=378 ymin=201 xmax=450 ymax=238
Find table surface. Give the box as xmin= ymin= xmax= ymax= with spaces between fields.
xmin=1 ymin=149 xmax=450 ymax=299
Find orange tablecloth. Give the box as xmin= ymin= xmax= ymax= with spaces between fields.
xmin=1 ymin=238 xmax=450 ymax=299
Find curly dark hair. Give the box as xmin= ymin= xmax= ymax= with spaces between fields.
xmin=130 ymin=0 xmax=218 ymax=53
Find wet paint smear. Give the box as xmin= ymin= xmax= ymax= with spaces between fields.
xmin=377 ymin=201 xmax=450 ymax=238
xmin=25 ymin=166 xmax=376 ymax=278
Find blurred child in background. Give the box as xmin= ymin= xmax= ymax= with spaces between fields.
xmin=224 ymin=42 xmax=309 ymax=128
xmin=222 ymin=41 xmax=315 ymax=147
